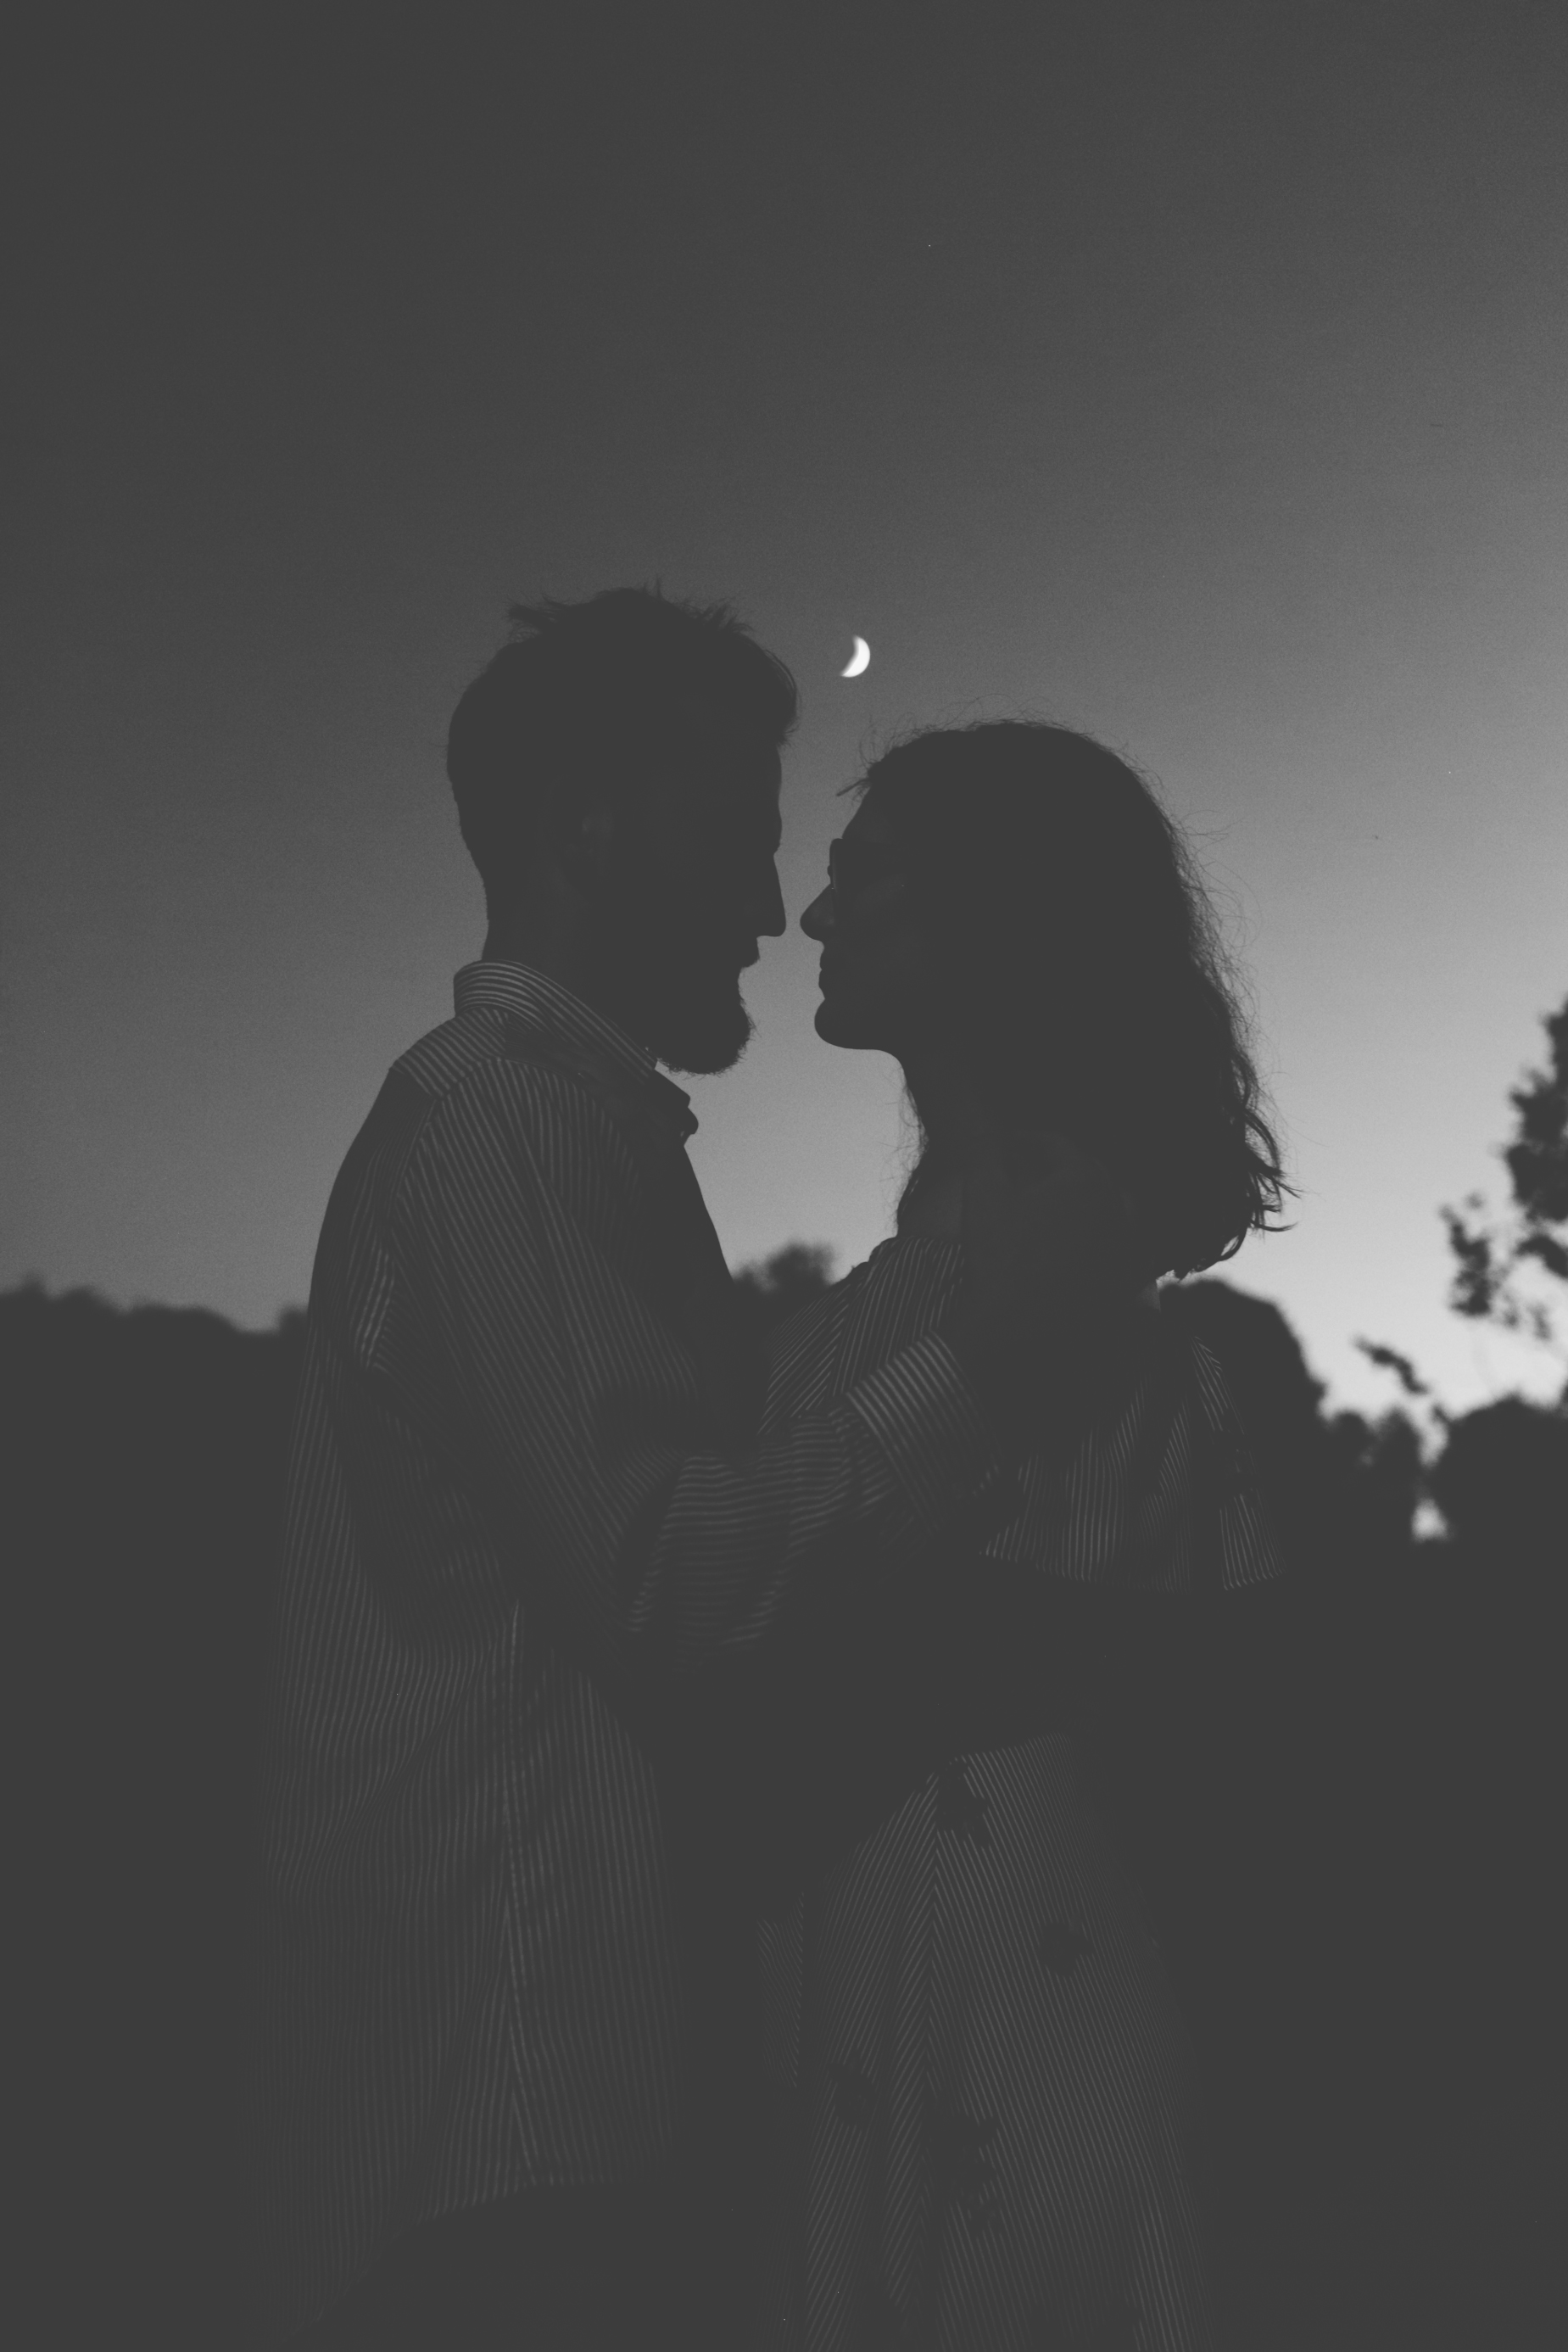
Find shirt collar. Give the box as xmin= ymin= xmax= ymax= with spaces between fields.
xmin=454 ymin=960 xmax=698 ymax=1139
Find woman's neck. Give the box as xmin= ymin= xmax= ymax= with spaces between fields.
xmin=898 ymin=1038 xmax=968 ymax=1164
xmin=898 ymin=1159 xmax=963 ymax=1237
xmin=896 ymin=1040 xmax=967 ymax=1237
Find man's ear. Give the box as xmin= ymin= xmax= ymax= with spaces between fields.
xmin=550 ymin=801 xmax=617 ymax=897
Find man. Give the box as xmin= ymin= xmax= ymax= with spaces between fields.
xmin=248 ymin=587 xmax=1105 ymax=2349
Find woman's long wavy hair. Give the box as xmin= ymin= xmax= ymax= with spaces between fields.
xmin=851 ymin=720 xmax=1296 ymax=1282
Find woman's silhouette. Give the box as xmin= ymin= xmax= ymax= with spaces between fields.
xmin=739 ymin=721 xmax=1296 ymax=2351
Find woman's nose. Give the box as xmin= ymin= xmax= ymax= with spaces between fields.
xmin=800 ymin=885 xmax=833 ymax=941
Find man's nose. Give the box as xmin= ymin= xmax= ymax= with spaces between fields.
xmin=758 ymin=864 xmax=787 ymax=937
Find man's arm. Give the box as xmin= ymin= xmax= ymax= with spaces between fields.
xmin=378 ymin=1061 xmax=1003 ymax=1700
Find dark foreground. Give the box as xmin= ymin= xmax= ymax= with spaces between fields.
xmin=9 ymin=1280 xmax=1560 ymax=2348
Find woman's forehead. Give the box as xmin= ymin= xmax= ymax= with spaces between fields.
xmin=841 ymin=796 xmax=896 ymax=845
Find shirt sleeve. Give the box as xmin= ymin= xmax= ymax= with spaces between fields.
xmin=377 ymin=1063 xmax=1001 ymax=1696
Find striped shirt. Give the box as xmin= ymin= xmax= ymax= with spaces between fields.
xmin=247 ymin=962 xmax=1002 ymax=2344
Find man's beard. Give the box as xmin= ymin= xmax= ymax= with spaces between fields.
xmin=590 ymin=894 xmax=756 ymax=1075
xmin=648 ymin=965 xmax=754 ymax=1074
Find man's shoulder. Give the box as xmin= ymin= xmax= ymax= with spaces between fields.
xmin=388 ymin=1004 xmax=515 ymax=1103
xmin=386 ymin=1007 xmax=608 ymax=1112
xmin=321 ymin=1008 xmax=640 ymax=1275
xmin=367 ymin=1006 xmax=641 ymax=1177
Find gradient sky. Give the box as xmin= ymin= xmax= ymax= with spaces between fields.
xmin=7 ymin=2 xmax=1567 ymax=1440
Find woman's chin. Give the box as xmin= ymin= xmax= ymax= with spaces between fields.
xmin=814 ymin=993 xmax=878 ymax=1050
xmin=813 ymin=994 xmax=851 ymax=1045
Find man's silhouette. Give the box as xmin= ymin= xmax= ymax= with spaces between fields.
xmin=247 ymin=589 xmax=1069 ymax=2349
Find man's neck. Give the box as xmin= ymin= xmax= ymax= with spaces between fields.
xmin=480 ymin=928 xmax=662 ymax=1064
xmin=482 ymin=925 xmax=597 ymax=1009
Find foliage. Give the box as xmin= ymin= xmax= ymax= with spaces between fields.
xmin=1350 ymin=990 xmax=1568 ymax=1556
xmin=1158 ymin=1277 xmax=1429 ymax=1574
xmin=5 ymin=1278 xmax=305 ymax=2343
xmin=731 ymin=1239 xmax=837 ymax=1337
xmin=1440 ymin=992 xmax=1568 ymax=1362
xmin=1353 ymin=987 xmax=1568 ymax=1561
xmin=1426 ymin=1394 xmax=1568 ymax=1566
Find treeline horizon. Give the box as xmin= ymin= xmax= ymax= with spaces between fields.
xmin=8 ymin=1244 xmax=1563 ymax=1578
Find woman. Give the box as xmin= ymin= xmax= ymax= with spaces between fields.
xmin=739 ymin=721 xmax=1295 ymax=2352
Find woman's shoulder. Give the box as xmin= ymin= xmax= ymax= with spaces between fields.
xmin=768 ymin=1226 xmax=962 ymax=1334
xmin=758 ymin=1232 xmax=967 ymax=1418
xmin=762 ymin=1257 xmax=863 ymax=1360
xmin=756 ymin=1262 xmax=859 ymax=1420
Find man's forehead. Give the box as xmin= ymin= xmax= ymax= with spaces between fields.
xmin=840 ymin=797 xmax=894 ymax=842
xmin=672 ymin=693 xmax=782 ymax=793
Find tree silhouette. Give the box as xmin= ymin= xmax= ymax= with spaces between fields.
xmin=1426 ymin=1393 xmax=1568 ymax=1569
xmin=1352 ymin=990 xmax=1568 ymax=1558
xmin=1159 ymin=1277 xmax=1426 ymax=1574
xmin=1440 ymin=992 xmax=1568 ymax=1371
xmin=1298 ymin=1003 xmax=1567 ymax=2337
xmin=5 ymin=1280 xmax=304 ymax=2347
xmin=731 ymin=1238 xmax=837 ymax=1336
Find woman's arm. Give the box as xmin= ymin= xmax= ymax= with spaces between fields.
xmin=687 ymin=1535 xmax=1202 ymax=1918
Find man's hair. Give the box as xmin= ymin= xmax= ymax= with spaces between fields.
xmin=853 ymin=720 xmax=1297 ymax=1282
xmin=447 ymin=586 xmax=798 ymax=914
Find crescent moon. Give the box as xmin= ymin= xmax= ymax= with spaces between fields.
xmin=840 ymin=635 xmax=871 ymax=678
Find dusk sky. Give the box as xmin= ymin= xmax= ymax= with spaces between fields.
xmin=7 ymin=2 xmax=1567 ymax=1439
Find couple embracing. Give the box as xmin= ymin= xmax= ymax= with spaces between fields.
xmin=248 ymin=586 xmax=1291 ymax=2350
